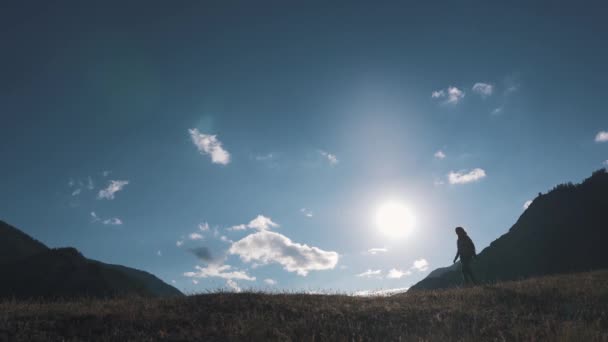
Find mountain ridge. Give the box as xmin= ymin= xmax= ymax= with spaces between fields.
xmin=411 ymin=168 xmax=608 ymax=290
xmin=0 ymin=220 xmax=182 ymax=298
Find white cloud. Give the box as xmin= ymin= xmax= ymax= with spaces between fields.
xmin=367 ymin=248 xmax=388 ymax=255
xmin=264 ymin=278 xmax=277 ymax=285
xmin=434 ymin=179 xmax=445 ymax=186
xmin=171 ymin=280 xmax=176 ymax=284
xmin=491 ymin=107 xmax=503 ymax=115
xmin=86 ymin=176 xmax=94 ymax=190
xmin=97 ymin=180 xmax=129 ymax=200
xmin=523 ymin=200 xmax=533 ymax=210
xmin=472 ymin=82 xmax=493 ymax=97
xmin=448 ymin=168 xmax=486 ymax=184
xmin=412 ymin=258 xmax=429 ymax=272
xmin=319 ymin=150 xmax=339 ymax=166
xmin=446 ymin=87 xmax=465 ymax=103
xmin=189 ymin=232 xmax=204 ymax=240
xmin=431 ymin=86 xmax=465 ymax=104
xmin=595 ymin=131 xmax=608 ymax=143
xmin=90 ymin=211 xmax=100 ymax=222
xmin=431 ymin=90 xmax=445 ymax=98
xmin=71 ymin=188 xmax=82 ymax=196
xmin=176 ymin=240 xmax=184 ymax=247
xmin=434 ymin=150 xmax=446 ymax=160
xmin=356 ymin=269 xmax=382 ymax=278
xmin=300 ymin=208 xmax=313 ymax=218
xmin=188 ymin=128 xmax=231 ymax=165
xmin=386 ymin=268 xmax=412 ymax=279
xmin=102 ymin=170 xmax=111 ymax=177
xmin=254 ymin=153 xmax=275 ymax=161
xmin=192 ymin=279 xmax=199 ymax=285
xmin=220 ymin=235 xmax=233 ymax=244
xmin=184 ymin=264 xmax=255 ymax=281
xmin=226 ymin=279 xmax=241 ymax=292
xmin=603 ymin=160 xmax=608 ymax=166
xmin=229 ymin=231 xmax=339 ymax=276
xmin=353 ymin=287 xmax=409 ymax=297
xmin=229 ymin=215 xmax=279 ymax=231
xmin=102 ymin=218 xmax=123 ymax=225
xmin=157 ymin=250 xmax=162 ymax=257
xmin=198 ymin=222 xmax=210 ymax=231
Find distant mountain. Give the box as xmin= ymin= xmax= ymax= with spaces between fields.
xmin=0 ymin=220 xmax=182 ymax=298
xmin=411 ymin=169 xmax=608 ymax=291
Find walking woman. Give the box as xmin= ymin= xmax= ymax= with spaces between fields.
xmin=453 ymin=226 xmax=478 ymax=285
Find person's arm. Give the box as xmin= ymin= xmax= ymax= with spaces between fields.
xmin=453 ymin=250 xmax=460 ymax=263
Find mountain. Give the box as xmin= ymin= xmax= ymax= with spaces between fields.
xmin=411 ymin=168 xmax=608 ymax=290
xmin=0 ymin=220 xmax=182 ymax=298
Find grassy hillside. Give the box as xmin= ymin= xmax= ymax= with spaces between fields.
xmin=1 ymin=270 xmax=607 ymax=341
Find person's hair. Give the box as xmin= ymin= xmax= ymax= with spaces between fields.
xmin=455 ymin=226 xmax=467 ymax=236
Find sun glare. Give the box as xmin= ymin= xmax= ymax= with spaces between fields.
xmin=375 ymin=201 xmax=415 ymax=238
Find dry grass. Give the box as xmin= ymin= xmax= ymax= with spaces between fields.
xmin=1 ymin=270 xmax=608 ymax=341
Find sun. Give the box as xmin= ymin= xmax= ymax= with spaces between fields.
xmin=375 ymin=201 xmax=416 ymax=238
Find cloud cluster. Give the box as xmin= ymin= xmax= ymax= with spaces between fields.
xmin=432 ymin=86 xmax=465 ymax=104
xmin=595 ymin=131 xmax=608 ymax=143
xmin=229 ymin=231 xmax=339 ymax=276
xmin=98 ymin=180 xmax=129 ymax=200
xmin=229 ymin=215 xmax=279 ymax=231
xmin=189 ymin=128 xmax=231 ymax=165
xmin=448 ymin=168 xmax=486 ymax=184
xmin=356 ymin=258 xmax=429 ymax=279
xmin=319 ymin=150 xmax=339 ymax=166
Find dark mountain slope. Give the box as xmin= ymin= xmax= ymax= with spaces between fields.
xmin=411 ymin=169 xmax=608 ymax=290
xmin=0 ymin=221 xmax=182 ymax=298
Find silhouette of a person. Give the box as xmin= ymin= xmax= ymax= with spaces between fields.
xmin=453 ymin=226 xmax=478 ymax=285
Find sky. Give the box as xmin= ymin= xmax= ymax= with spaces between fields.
xmin=1 ymin=1 xmax=607 ymax=294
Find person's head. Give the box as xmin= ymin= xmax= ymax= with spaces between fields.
xmin=455 ymin=226 xmax=467 ymax=237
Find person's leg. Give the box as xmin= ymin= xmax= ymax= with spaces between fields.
xmin=462 ymin=259 xmax=477 ymax=285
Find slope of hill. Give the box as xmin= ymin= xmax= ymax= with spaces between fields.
xmin=0 ymin=220 xmax=182 ymax=298
xmin=1 ymin=270 xmax=607 ymax=341
xmin=411 ymin=169 xmax=608 ymax=290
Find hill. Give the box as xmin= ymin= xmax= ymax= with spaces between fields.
xmin=0 ymin=270 xmax=607 ymax=341
xmin=0 ymin=220 xmax=182 ymax=298
xmin=411 ymin=169 xmax=608 ymax=290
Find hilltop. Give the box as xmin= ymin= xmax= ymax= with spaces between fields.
xmin=1 ymin=270 xmax=607 ymax=341
xmin=412 ymin=169 xmax=608 ymax=290
xmin=0 ymin=220 xmax=182 ymax=299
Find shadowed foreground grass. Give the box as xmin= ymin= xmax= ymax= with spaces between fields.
xmin=1 ymin=271 xmax=608 ymax=341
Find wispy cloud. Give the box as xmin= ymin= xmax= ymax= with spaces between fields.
xmin=412 ymin=258 xmax=429 ymax=272
xmin=356 ymin=269 xmax=382 ymax=278
xmin=448 ymin=168 xmax=486 ymax=184
xmin=300 ymin=208 xmax=313 ymax=218
xmin=386 ymin=268 xmax=412 ymax=279
xmin=184 ymin=264 xmax=255 ymax=281
xmin=319 ymin=150 xmax=339 ymax=166
xmin=491 ymin=107 xmax=503 ymax=116
xmin=367 ymin=248 xmax=388 ymax=255
xmin=97 ymin=180 xmax=129 ymax=200
xmin=472 ymin=82 xmax=493 ymax=97
xmin=157 ymin=250 xmax=162 ymax=257
xmin=71 ymin=188 xmax=82 ymax=196
xmin=188 ymin=128 xmax=231 ymax=165
xmin=199 ymin=222 xmax=210 ymax=231
xmin=595 ymin=131 xmax=608 ymax=143
xmin=90 ymin=211 xmax=100 ymax=222
xmin=102 ymin=218 xmax=123 ymax=225
xmin=176 ymin=240 xmax=184 ymax=247
xmin=434 ymin=150 xmax=446 ymax=160
xmin=432 ymin=86 xmax=465 ymax=104
xmin=229 ymin=215 xmax=279 ymax=231
xmin=230 ymin=231 xmax=339 ymax=276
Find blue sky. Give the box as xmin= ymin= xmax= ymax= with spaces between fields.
xmin=1 ymin=1 xmax=607 ymax=294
